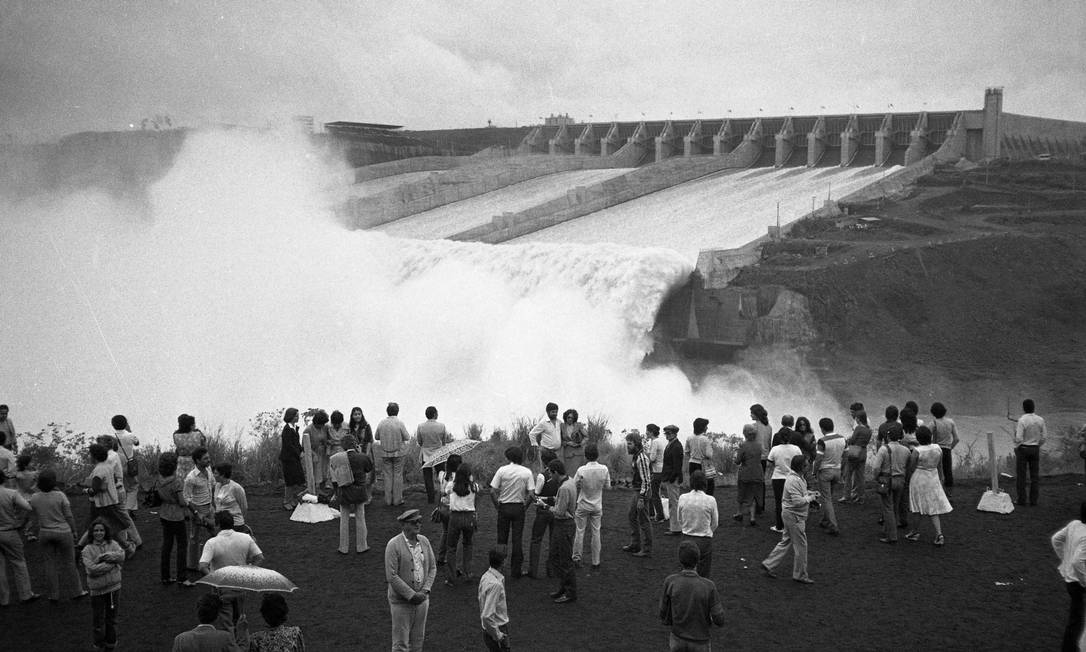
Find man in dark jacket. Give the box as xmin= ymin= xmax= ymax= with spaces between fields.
xmin=661 ymin=425 xmax=685 ymax=536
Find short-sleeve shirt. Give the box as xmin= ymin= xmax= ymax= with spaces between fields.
xmin=199 ymin=529 xmax=262 ymax=572
xmin=767 ymin=444 xmax=802 ymax=480
xmin=574 ymin=461 xmax=611 ymax=511
xmin=90 ymin=462 xmax=119 ymax=507
xmin=489 ymin=463 xmax=533 ymax=504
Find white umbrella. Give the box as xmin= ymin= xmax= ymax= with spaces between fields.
xmin=196 ymin=565 xmax=298 ymax=593
xmin=422 ymin=439 xmax=482 ymax=468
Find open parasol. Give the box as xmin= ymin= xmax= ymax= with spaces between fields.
xmin=196 ymin=565 xmax=298 ymax=593
xmin=422 ymin=439 xmax=481 ymax=468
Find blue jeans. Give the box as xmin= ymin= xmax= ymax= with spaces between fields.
xmin=91 ymin=590 xmax=119 ymax=649
xmin=628 ymin=494 xmax=653 ymax=554
xmin=1015 ymin=445 xmax=1040 ymax=505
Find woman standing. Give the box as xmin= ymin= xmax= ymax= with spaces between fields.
xmin=173 ymin=414 xmax=206 ymax=481
xmin=331 ymin=435 xmax=373 ymax=555
xmin=279 ymin=408 xmax=305 ymax=510
xmin=30 ymin=470 xmax=86 ymax=602
xmin=905 ymin=426 xmax=951 ymax=546
xmin=560 ymin=409 xmax=588 ymax=480
xmin=213 ymin=463 xmax=250 ymax=535
xmin=112 ymin=415 xmax=140 ymax=513
xmin=82 ymin=518 xmax=125 ymax=652
xmin=248 ymin=593 xmax=306 ymax=652
xmin=327 ymin=410 xmax=348 ymax=459
xmin=153 ymin=452 xmax=188 ymax=584
xmin=444 ymin=462 xmax=478 ymax=586
xmin=302 ymin=410 xmax=330 ymax=493
xmin=749 ymin=404 xmax=773 ymax=460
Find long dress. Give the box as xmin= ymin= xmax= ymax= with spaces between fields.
xmin=909 ymin=444 xmax=953 ymax=515
xmin=173 ymin=430 xmax=206 ymax=480
xmin=279 ymin=425 xmax=305 ymax=489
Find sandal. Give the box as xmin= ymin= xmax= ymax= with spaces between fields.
xmin=934 ymin=534 xmax=945 ymax=547
xmin=904 ymin=532 xmax=920 ymax=542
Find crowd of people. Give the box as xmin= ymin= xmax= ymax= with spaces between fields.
xmin=0 ymin=397 xmax=1076 ymax=650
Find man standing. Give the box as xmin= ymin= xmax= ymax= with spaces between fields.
xmin=528 ymin=403 xmax=562 ymax=466
xmin=572 ymin=443 xmax=610 ymax=570
xmin=661 ymin=425 xmax=684 ymax=536
xmin=198 ymin=511 xmax=264 ymax=645
xmin=385 ymin=509 xmax=436 ymax=652
xmin=876 ymin=405 xmax=902 ymax=449
xmin=814 ymin=418 xmax=845 ymax=536
xmin=644 ymin=424 xmax=667 ymax=522
xmin=528 ymin=449 xmax=559 ymax=579
xmin=0 ymin=405 xmax=16 ymax=488
xmin=929 ymin=402 xmax=960 ymax=495
xmin=841 ymin=406 xmax=872 ymax=504
xmin=541 ymin=459 xmax=577 ymax=603
xmin=172 ymin=593 xmax=240 ymax=651
xmin=677 ymin=470 xmax=717 ymax=578
xmin=112 ymin=415 xmax=140 ymax=513
xmin=773 ymin=415 xmax=796 ymax=448
xmin=659 ymin=541 xmax=725 ymax=651
xmin=872 ymin=428 xmax=911 ymax=544
xmin=0 ymin=481 xmax=38 ymax=605
xmin=761 ymin=455 xmax=818 ymax=584
xmin=622 ymin=433 xmax=653 ymax=558
xmin=766 ymin=437 xmax=802 ymax=534
xmin=183 ymin=447 xmax=215 ymax=586
xmin=489 ymin=446 xmax=534 ymax=578
xmin=1014 ymin=398 xmax=1046 ymax=507
xmin=376 ymin=403 xmax=411 ymax=507
xmin=416 ymin=407 xmax=452 ymax=505
xmin=478 ymin=548 xmax=511 ymax=651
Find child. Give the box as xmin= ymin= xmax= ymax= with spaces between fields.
xmin=15 ymin=454 xmax=38 ymax=540
xmin=733 ymin=424 xmax=765 ymax=526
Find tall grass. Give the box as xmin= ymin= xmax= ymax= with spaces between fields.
xmin=12 ymin=414 xmax=1085 ymax=495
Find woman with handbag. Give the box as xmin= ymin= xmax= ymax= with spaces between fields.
xmin=330 ymin=435 xmax=373 ymax=554
xmin=443 ymin=462 xmax=479 ymax=587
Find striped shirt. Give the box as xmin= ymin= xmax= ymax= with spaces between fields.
xmin=632 ymin=450 xmax=652 ymax=497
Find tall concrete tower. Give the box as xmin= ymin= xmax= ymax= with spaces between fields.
xmin=982 ymin=87 xmax=1003 ymax=160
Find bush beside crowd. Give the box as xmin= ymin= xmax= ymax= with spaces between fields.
xmin=11 ymin=411 xmax=1085 ymax=496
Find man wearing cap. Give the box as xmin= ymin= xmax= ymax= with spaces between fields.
xmin=660 ymin=425 xmax=685 ymax=536
xmin=386 ymin=509 xmax=437 ymax=652
xmin=376 ymin=403 xmax=411 ymax=507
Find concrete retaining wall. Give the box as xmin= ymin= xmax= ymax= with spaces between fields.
xmin=450 ymin=155 xmax=738 ymax=243
xmin=346 ymin=154 xmax=621 ymax=229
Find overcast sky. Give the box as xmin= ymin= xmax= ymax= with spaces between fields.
xmin=2 ymin=0 xmax=1084 ymax=142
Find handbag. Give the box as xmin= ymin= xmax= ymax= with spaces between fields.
xmin=845 ymin=444 xmax=863 ymax=460
xmin=120 ymin=447 xmax=139 ymax=478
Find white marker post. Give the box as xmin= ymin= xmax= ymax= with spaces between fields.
xmin=977 ymin=430 xmax=1015 ymax=513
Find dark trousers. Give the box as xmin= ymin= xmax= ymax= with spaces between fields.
xmin=688 ymin=462 xmax=715 ymax=496
xmin=1015 ymin=445 xmax=1040 ymax=505
xmin=422 ymin=462 xmax=446 ymax=504
xmin=483 ymin=626 xmax=510 ymax=651
xmin=91 ymin=590 xmax=119 ymax=649
xmin=1064 ymin=582 xmax=1084 ymax=652
xmin=529 ymin=507 xmax=553 ymax=577
xmin=682 ymin=534 xmax=713 ymax=578
xmin=550 ymin=518 xmax=576 ymax=598
xmin=628 ymin=494 xmax=653 ymax=553
xmin=434 ymin=509 xmax=450 ymax=564
xmin=160 ymin=518 xmax=187 ymax=581
xmin=879 ymin=477 xmax=908 ymax=541
xmin=446 ymin=511 xmax=475 ymax=581
xmin=649 ymin=472 xmax=665 ymax=520
xmin=772 ymin=478 xmax=786 ymax=529
xmin=940 ymin=447 xmax=954 ymax=488
xmin=496 ymin=503 xmax=526 ymax=576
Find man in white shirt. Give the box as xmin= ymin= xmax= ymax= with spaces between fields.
xmin=199 ymin=510 xmax=263 ymax=645
xmin=111 ymin=415 xmax=140 ymax=512
xmin=813 ymin=417 xmax=846 ymax=536
xmin=489 ymin=446 xmax=534 ymax=578
xmin=528 ymin=403 xmax=562 ymax=465
xmin=677 ymin=470 xmax=718 ymax=578
xmin=572 ymin=444 xmax=611 ymax=570
xmin=183 ymin=447 xmax=216 ymax=585
xmin=1014 ymin=398 xmax=1047 ymax=506
xmin=767 ymin=439 xmax=802 ymax=534
xmin=644 ymin=424 xmax=667 ymax=522
xmin=478 ymin=548 xmax=511 ymax=651
xmin=415 ymin=406 xmax=452 ymax=505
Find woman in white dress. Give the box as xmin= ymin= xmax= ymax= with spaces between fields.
xmin=905 ymin=426 xmax=951 ymax=546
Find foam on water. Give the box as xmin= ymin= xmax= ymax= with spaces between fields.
xmin=1 ymin=129 xmax=840 ymax=443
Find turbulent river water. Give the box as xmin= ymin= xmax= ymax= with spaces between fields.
xmin=2 ymin=129 xmax=848 ymax=444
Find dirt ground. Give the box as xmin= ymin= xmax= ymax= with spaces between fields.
xmin=4 ymin=474 xmax=1084 ymax=651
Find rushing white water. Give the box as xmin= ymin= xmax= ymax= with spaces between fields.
xmin=1 ymin=128 xmax=843 ymax=444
